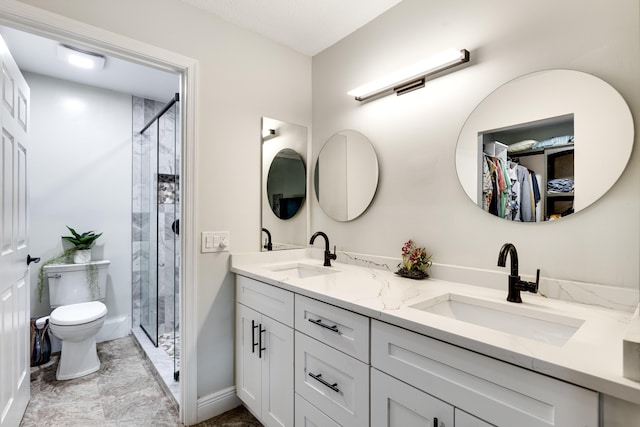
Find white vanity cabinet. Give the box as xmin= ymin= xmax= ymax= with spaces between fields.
xmin=235 ymin=276 xmax=294 ymax=427
xmin=294 ymin=295 xmax=370 ymax=427
xmin=233 ymin=270 xmax=604 ymax=427
xmin=371 ymin=320 xmax=598 ymax=427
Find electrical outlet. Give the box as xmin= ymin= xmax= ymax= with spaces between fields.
xmin=201 ymin=231 xmax=230 ymax=253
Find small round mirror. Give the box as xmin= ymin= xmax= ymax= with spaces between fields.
xmin=314 ymin=130 xmax=379 ymax=221
xmin=455 ymin=69 xmax=633 ymax=222
xmin=266 ymin=148 xmax=306 ymax=220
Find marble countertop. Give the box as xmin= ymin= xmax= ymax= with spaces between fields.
xmin=230 ymin=249 xmax=640 ymax=405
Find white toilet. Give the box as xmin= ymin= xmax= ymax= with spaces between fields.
xmin=44 ymin=260 xmax=110 ymax=380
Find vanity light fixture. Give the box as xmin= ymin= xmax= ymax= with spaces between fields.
xmin=262 ymin=128 xmax=277 ymax=141
xmin=347 ymin=48 xmax=469 ymax=101
xmin=56 ymin=44 xmax=106 ymax=70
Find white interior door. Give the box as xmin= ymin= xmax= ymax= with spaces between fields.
xmin=0 ymin=34 xmax=31 ymax=427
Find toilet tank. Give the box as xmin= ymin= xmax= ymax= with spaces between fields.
xmin=44 ymin=260 xmax=110 ymax=307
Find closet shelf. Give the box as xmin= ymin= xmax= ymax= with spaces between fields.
xmin=547 ymin=192 xmax=575 ymax=198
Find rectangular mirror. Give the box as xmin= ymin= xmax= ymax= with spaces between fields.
xmin=261 ymin=117 xmax=308 ymax=250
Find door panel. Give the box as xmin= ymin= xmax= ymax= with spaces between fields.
xmin=261 ymin=315 xmax=293 ymax=427
xmin=235 ymin=303 xmax=262 ymax=415
xmin=0 ymin=33 xmax=30 ymax=427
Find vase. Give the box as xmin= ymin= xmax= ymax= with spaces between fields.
xmin=73 ymin=249 xmax=91 ymax=264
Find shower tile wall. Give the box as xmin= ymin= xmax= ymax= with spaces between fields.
xmin=132 ymin=96 xmax=180 ymax=337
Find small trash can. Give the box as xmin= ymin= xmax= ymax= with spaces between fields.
xmin=30 ymin=316 xmax=51 ymax=367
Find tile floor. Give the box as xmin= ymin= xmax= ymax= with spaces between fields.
xmin=20 ymin=335 xmax=261 ymax=427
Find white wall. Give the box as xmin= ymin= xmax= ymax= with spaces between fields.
xmin=18 ymin=0 xmax=312 ymax=402
xmin=27 ymin=72 xmax=132 ymax=329
xmin=311 ymin=0 xmax=640 ymax=423
xmin=311 ymin=0 xmax=640 ymax=290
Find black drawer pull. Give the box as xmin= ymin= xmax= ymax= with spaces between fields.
xmin=251 ymin=320 xmax=259 ymax=353
xmin=308 ymin=317 xmax=339 ymax=333
xmin=258 ymin=325 xmax=266 ymax=359
xmin=308 ymin=372 xmax=340 ymax=393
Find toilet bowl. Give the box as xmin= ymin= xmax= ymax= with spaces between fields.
xmin=50 ymin=301 xmax=107 ymax=380
xmin=44 ymin=260 xmax=110 ymax=380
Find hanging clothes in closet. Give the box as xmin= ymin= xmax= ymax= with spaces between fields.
xmin=482 ymin=155 xmax=540 ymax=222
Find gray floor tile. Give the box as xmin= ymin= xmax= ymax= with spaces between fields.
xmin=20 ymin=335 xmax=260 ymax=427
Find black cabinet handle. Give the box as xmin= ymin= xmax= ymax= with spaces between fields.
xmin=308 ymin=372 xmax=340 ymax=393
xmin=251 ymin=320 xmax=259 ymax=354
xmin=258 ymin=325 xmax=266 ymax=359
xmin=308 ymin=317 xmax=339 ymax=333
xmin=433 ymin=417 xmax=438 ymax=427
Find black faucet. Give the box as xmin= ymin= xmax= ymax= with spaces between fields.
xmin=261 ymin=228 xmax=272 ymax=251
xmin=497 ymin=243 xmax=540 ymax=303
xmin=309 ymin=231 xmax=337 ymax=267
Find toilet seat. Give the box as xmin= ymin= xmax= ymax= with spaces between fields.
xmin=50 ymin=301 xmax=107 ymax=326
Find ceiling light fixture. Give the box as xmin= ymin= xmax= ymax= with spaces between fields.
xmin=56 ymin=44 xmax=106 ymax=70
xmin=347 ymin=48 xmax=470 ymax=101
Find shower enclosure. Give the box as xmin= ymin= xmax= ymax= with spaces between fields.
xmin=132 ymin=94 xmax=180 ymax=383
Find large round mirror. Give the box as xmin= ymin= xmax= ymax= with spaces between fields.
xmin=314 ymin=130 xmax=379 ymax=221
xmin=456 ymin=69 xmax=634 ymax=222
xmin=266 ymin=148 xmax=306 ymax=220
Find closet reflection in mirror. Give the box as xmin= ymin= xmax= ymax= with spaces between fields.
xmin=261 ymin=117 xmax=308 ymax=250
xmin=456 ymin=69 xmax=634 ymax=222
xmin=314 ymin=130 xmax=379 ymax=222
xmin=481 ymin=115 xmax=575 ymax=221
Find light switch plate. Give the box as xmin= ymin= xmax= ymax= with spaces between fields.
xmin=201 ymin=231 xmax=230 ymax=253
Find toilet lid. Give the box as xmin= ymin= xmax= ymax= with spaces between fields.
xmin=50 ymin=301 xmax=107 ymax=326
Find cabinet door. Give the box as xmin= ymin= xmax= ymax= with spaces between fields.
xmin=455 ymin=409 xmax=494 ymax=427
xmin=261 ymin=315 xmax=294 ymax=427
xmin=371 ymin=368 xmax=453 ymax=427
xmin=236 ymin=304 xmax=262 ymax=416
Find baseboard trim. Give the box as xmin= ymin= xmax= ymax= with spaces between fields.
xmin=197 ymin=386 xmax=241 ymax=424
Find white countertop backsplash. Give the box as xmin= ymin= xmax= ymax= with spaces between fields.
xmin=231 ymin=248 xmax=640 ymax=405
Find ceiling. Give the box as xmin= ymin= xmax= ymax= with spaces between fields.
xmin=179 ymin=0 xmax=404 ymax=56
xmin=0 ymin=25 xmax=180 ymax=102
xmin=0 ymin=0 xmax=403 ymax=101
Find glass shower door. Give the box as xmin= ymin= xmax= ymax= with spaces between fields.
xmin=137 ymin=95 xmax=180 ymax=381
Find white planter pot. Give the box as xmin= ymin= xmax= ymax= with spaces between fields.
xmin=73 ymin=249 xmax=91 ymax=264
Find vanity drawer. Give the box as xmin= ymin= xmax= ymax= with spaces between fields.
xmin=371 ymin=320 xmax=598 ymax=427
xmin=236 ymin=275 xmax=293 ymax=327
xmin=295 ymin=331 xmax=369 ymax=427
xmin=295 ymin=294 xmax=370 ymax=363
xmin=295 ymin=393 xmax=341 ymax=427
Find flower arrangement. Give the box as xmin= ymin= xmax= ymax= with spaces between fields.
xmin=396 ymin=240 xmax=432 ymax=280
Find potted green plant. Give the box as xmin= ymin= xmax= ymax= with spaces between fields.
xmin=61 ymin=226 xmax=102 ymax=263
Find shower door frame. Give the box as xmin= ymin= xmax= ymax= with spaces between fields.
xmin=0 ymin=4 xmax=200 ymax=423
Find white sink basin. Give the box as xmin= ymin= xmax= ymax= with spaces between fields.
xmin=267 ymin=263 xmax=338 ymax=279
xmin=410 ymin=293 xmax=584 ymax=346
